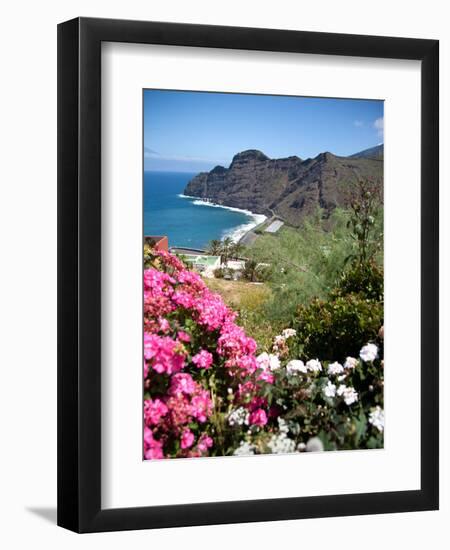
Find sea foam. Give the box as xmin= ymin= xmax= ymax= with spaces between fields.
xmin=177 ymin=194 xmax=266 ymax=242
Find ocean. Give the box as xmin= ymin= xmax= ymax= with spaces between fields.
xmin=143 ymin=171 xmax=265 ymax=250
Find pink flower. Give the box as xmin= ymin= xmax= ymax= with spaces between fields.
xmin=234 ymin=355 xmax=258 ymax=375
xmin=257 ymin=370 xmax=274 ymax=384
xmin=177 ymin=269 xmax=205 ymax=291
xmin=144 ymin=268 xmax=175 ymax=292
xmin=236 ymin=381 xmax=257 ymax=403
xmin=192 ymin=349 xmax=213 ymax=369
xmin=143 ymin=333 xmax=185 ymax=374
xmin=190 ymin=389 xmax=213 ymax=423
xmin=143 ymin=427 xmax=164 ymax=460
xmin=177 ymin=330 xmax=191 ymax=343
xmin=248 ymin=396 xmax=267 ymax=412
xmin=218 ymin=323 xmax=257 ymax=363
xmin=169 ymin=373 xmax=196 ymax=395
xmin=142 ymin=251 xmax=272 ymax=459
xmin=144 ymin=398 xmax=168 ymax=426
xmin=181 ymin=429 xmax=195 ymax=449
xmin=249 ymin=408 xmax=268 ymax=427
xmin=158 ymin=317 xmax=170 ymax=333
xmin=143 ymin=332 xmax=158 ymax=360
xmin=172 ymin=290 xmax=195 ymax=309
xmin=153 ymin=249 xmax=186 ymax=272
xmin=164 ymin=393 xmax=192 ymax=426
xmin=193 ymin=293 xmax=236 ymax=331
xmin=197 ymin=434 xmax=213 ymax=453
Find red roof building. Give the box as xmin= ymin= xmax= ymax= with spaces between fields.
xmin=144 ymin=235 xmax=169 ymax=252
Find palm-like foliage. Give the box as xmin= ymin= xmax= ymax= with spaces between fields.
xmin=206 ymin=239 xmax=222 ymax=256
xmin=207 ymin=237 xmax=241 ymax=265
xmin=220 ymin=237 xmax=234 ymax=264
xmin=230 ymin=242 xmax=245 ymax=260
xmin=242 ymin=259 xmax=259 ymax=282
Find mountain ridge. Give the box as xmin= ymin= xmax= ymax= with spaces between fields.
xmin=350 ymin=144 xmax=384 ymax=160
xmin=184 ymin=147 xmax=383 ymax=227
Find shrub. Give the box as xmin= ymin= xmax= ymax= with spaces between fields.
xmin=334 ymin=261 xmax=384 ymax=301
xmin=245 ymin=209 xmax=361 ymax=321
xmin=294 ymin=294 xmax=383 ymax=362
xmin=242 ymin=259 xmax=272 ymax=282
xmin=143 ymin=248 xmax=274 ymax=459
xmin=233 ymin=330 xmax=384 ymax=454
xmin=345 ymin=178 xmax=383 ymax=266
xmin=143 ymin=248 xmax=384 ymax=458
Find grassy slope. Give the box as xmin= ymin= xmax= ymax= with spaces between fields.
xmin=204 ymin=207 xmax=383 ymax=350
xmin=204 ymin=278 xmax=278 ymax=350
xmin=205 ymin=278 xmax=271 ymax=308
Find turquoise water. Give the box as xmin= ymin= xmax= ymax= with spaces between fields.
xmin=143 ymin=171 xmax=264 ymax=250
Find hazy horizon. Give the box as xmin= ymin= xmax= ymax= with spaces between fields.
xmin=143 ymin=144 xmax=384 ymax=173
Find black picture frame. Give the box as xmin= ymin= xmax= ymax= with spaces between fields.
xmin=57 ymin=17 xmax=439 ymax=533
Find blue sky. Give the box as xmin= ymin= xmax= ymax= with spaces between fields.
xmin=144 ymin=90 xmax=383 ymax=172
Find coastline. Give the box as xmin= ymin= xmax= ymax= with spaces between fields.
xmin=178 ymin=194 xmax=267 ymax=243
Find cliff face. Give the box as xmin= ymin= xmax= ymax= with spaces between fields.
xmin=184 ymin=149 xmax=383 ymax=227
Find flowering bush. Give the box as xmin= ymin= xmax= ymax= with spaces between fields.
xmin=231 ymin=329 xmax=384 ymax=454
xmin=143 ymin=247 xmax=384 ymax=459
xmin=294 ymin=294 xmax=383 ymax=362
xmin=143 ymin=248 xmax=273 ymax=459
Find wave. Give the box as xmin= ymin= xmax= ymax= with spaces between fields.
xmin=220 ymin=220 xmax=262 ymax=243
xmin=177 ymin=194 xmax=267 ymax=242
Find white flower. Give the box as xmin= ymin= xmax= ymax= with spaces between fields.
xmin=257 ymin=352 xmax=281 ymax=371
xmin=337 ymin=384 xmax=359 ymax=405
xmin=273 ymin=334 xmax=285 ymax=346
xmin=267 ymin=433 xmax=296 ymax=454
xmin=345 ymin=391 xmax=358 ymax=405
xmin=265 ymin=418 xmax=297 ymax=454
xmin=305 ymin=437 xmax=324 ymax=453
xmin=233 ymin=441 xmax=255 ymax=456
xmin=277 ymin=417 xmax=289 ymax=434
xmin=282 ymin=328 xmax=297 ymax=339
xmin=369 ymin=406 xmax=385 ymax=432
xmin=359 ymin=343 xmax=378 ymax=362
xmin=344 ymin=356 xmax=359 ymax=370
xmin=268 ymin=354 xmax=281 ymax=371
xmin=286 ymin=359 xmax=307 ymax=375
xmin=228 ymin=406 xmax=250 ymax=426
xmin=306 ymin=359 xmax=322 ymax=372
xmin=323 ymin=379 xmax=337 ymax=398
xmin=337 ymin=374 xmax=347 ymax=382
xmin=328 ymin=361 xmax=344 ymax=375
xmin=256 ymin=352 xmax=270 ymax=369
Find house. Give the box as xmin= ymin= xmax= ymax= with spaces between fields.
xmin=170 ymin=247 xmax=221 ymax=276
xmin=144 ymin=235 xmax=169 ymax=252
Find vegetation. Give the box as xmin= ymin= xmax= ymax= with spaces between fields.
xmin=206 ymin=237 xmax=244 ymax=263
xmin=143 ymin=248 xmax=384 ymax=458
xmin=344 ymin=178 xmax=383 ymax=266
xmin=143 ymin=179 xmax=385 ymax=457
xmin=241 ymin=259 xmax=271 ymax=283
xmin=205 ymin=278 xmax=276 ymax=351
xmin=294 ymin=291 xmax=383 ymax=361
xmin=184 ymin=148 xmax=383 ymax=227
xmin=239 ymin=179 xmax=383 ymax=323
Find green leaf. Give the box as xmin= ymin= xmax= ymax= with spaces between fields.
xmin=354 ymin=411 xmax=367 ymax=445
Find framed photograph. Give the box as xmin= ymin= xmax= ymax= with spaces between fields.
xmin=57 ymin=17 xmax=439 ymax=532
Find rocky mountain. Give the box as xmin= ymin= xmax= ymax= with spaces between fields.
xmin=350 ymin=144 xmax=384 ymax=160
xmin=184 ymin=148 xmax=383 ymax=227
